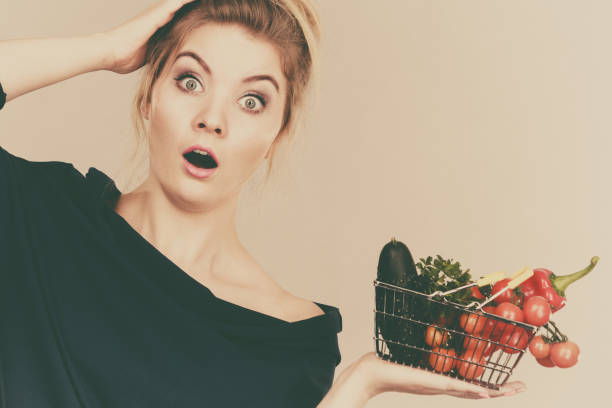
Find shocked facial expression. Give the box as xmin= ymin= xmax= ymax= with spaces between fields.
xmin=144 ymin=22 xmax=286 ymax=210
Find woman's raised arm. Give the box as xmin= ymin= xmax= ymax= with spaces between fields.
xmin=0 ymin=34 xmax=111 ymax=104
xmin=0 ymin=0 xmax=196 ymax=105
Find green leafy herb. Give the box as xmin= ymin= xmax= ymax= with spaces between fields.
xmin=411 ymin=255 xmax=474 ymax=304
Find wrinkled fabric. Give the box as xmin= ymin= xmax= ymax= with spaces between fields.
xmin=0 ymin=144 xmax=342 ymax=408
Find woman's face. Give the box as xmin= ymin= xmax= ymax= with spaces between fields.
xmin=145 ymin=23 xmax=286 ymax=210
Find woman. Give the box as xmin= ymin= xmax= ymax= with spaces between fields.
xmin=0 ymin=0 xmax=525 ymax=406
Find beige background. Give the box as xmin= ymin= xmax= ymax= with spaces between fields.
xmin=1 ymin=0 xmax=610 ymax=406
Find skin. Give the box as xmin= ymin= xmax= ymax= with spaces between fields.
xmin=102 ymin=2 xmax=527 ymax=402
xmin=115 ymin=22 xmax=291 ymax=302
xmin=3 ymin=0 xmax=527 ymax=402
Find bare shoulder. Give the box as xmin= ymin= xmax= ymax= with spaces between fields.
xmin=241 ymin=257 xmax=325 ymax=322
xmin=278 ymin=291 xmax=326 ymax=322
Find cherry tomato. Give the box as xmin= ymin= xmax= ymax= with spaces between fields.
xmin=436 ymin=313 xmax=453 ymax=326
xmin=496 ymin=327 xmax=529 ymax=354
xmin=483 ymin=303 xmax=523 ymax=341
xmin=457 ymin=353 xmax=486 ymax=379
xmin=480 ymin=306 xmax=501 ymax=338
xmin=484 ymin=322 xmax=507 ymax=341
xmin=424 ymin=326 xmax=448 ymax=347
xmin=492 ymin=279 xmax=517 ymax=304
xmin=519 ymin=279 xmax=538 ymax=299
xmin=495 ymin=302 xmax=524 ymax=323
xmin=463 ymin=336 xmax=494 ymax=358
xmin=536 ymin=355 xmax=556 ymax=367
xmin=483 ymin=305 xmax=497 ymax=314
xmin=460 ymin=312 xmax=486 ymax=334
xmin=528 ymin=335 xmax=551 ymax=359
xmin=550 ymin=341 xmax=579 ymax=368
xmin=522 ymin=296 xmax=551 ymax=326
xmin=470 ymin=286 xmax=485 ymax=300
xmin=429 ymin=347 xmax=457 ymax=373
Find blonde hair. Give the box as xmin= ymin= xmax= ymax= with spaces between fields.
xmin=116 ymin=0 xmax=321 ymax=193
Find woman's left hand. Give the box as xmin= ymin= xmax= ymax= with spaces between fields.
xmin=355 ymin=351 xmax=526 ymax=399
xmin=99 ymin=0 xmax=198 ymax=74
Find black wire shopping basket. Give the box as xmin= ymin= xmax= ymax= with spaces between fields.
xmin=373 ymin=267 xmax=537 ymax=390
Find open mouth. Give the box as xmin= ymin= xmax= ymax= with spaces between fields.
xmin=183 ymin=150 xmax=218 ymax=169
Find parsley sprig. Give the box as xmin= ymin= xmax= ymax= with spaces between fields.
xmin=412 ymin=255 xmax=474 ymax=304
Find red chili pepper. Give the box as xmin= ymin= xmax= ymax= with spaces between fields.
xmin=519 ymin=256 xmax=599 ymax=313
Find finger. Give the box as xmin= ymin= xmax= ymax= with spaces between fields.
xmin=440 ymin=376 xmax=523 ymax=399
xmin=132 ymin=0 xmax=194 ymax=28
xmin=496 ymin=380 xmax=527 ymax=397
xmin=447 ymin=382 xmax=488 ymax=398
xmin=466 ymin=380 xmax=527 ymax=399
xmin=444 ymin=382 xmax=493 ymax=399
xmin=374 ymin=359 xmax=486 ymax=397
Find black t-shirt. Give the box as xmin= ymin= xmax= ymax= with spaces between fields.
xmin=0 ymin=142 xmax=342 ymax=407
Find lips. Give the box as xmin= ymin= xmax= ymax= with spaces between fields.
xmin=182 ymin=144 xmax=219 ymax=167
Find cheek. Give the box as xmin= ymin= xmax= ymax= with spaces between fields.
xmin=230 ymin=112 xmax=281 ymax=161
xmin=151 ymin=95 xmax=179 ymax=132
xmin=229 ymin=135 xmax=273 ymax=175
xmin=239 ymin=138 xmax=271 ymax=162
xmin=149 ymin=92 xmax=188 ymax=148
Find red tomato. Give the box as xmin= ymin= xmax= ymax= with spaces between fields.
xmin=483 ymin=303 xmax=523 ymax=341
xmin=480 ymin=306 xmax=501 ymax=338
xmin=522 ymin=296 xmax=551 ymax=326
xmin=463 ymin=336 xmax=494 ymax=358
xmin=495 ymin=302 xmax=524 ymax=323
xmin=492 ymin=279 xmax=517 ymax=304
xmin=424 ymin=326 xmax=448 ymax=347
xmin=486 ymin=323 xmax=508 ymax=341
xmin=460 ymin=312 xmax=486 ymax=334
xmin=528 ymin=335 xmax=551 ymax=359
xmin=429 ymin=347 xmax=457 ymax=373
xmin=470 ymin=286 xmax=485 ymax=300
xmin=550 ymin=341 xmax=579 ymax=368
xmin=496 ymin=327 xmax=529 ymax=354
xmin=436 ymin=313 xmax=453 ymax=326
xmin=536 ymin=355 xmax=556 ymax=367
xmin=457 ymin=353 xmax=486 ymax=379
xmin=483 ymin=305 xmax=497 ymax=314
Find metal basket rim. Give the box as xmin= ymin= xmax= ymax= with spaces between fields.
xmin=374 ymin=279 xmax=538 ymax=331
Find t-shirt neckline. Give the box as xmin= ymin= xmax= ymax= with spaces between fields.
xmin=83 ymin=167 xmax=342 ymax=331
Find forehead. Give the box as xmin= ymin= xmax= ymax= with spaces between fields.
xmin=175 ymin=23 xmax=284 ymax=84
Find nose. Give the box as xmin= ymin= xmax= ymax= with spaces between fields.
xmin=195 ymin=100 xmax=225 ymax=136
xmin=197 ymin=120 xmax=222 ymax=135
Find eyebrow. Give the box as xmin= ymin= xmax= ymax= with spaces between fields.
xmin=174 ymin=51 xmax=280 ymax=94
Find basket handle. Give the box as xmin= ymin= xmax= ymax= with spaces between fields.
xmin=472 ymin=267 xmax=534 ymax=309
xmin=507 ymin=266 xmax=534 ymax=289
xmin=476 ymin=271 xmax=505 ymax=286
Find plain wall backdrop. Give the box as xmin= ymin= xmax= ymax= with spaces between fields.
xmin=1 ymin=0 xmax=610 ymax=407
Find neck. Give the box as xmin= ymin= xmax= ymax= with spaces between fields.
xmin=116 ymin=177 xmax=245 ymax=284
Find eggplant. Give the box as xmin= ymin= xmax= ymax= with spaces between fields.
xmin=376 ymin=238 xmax=423 ymax=365
xmin=376 ymin=237 xmax=418 ymax=286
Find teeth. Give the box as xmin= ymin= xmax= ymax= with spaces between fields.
xmin=193 ymin=149 xmax=210 ymax=155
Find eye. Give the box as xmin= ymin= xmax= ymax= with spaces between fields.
xmin=174 ymin=72 xmax=203 ymax=93
xmin=239 ymin=94 xmax=267 ymax=115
